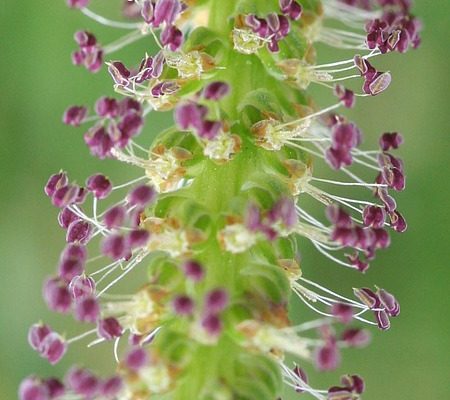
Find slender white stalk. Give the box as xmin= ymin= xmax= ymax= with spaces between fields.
xmin=112 ymin=175 xmax=147 ymax=191
xmin=81 ymin=8 xmax=142 ymax=29
xmin=279 ymin=103 xmax=342 ymax=128
xmin=312 ymin=241 xmax=356 ymax=269
xmin=311 ymin=177 xmax=387 ymax=188
xmin=67 ymin=329 xmax=97 ymax=345
xmin=97 ymin=251 xmax=149 ymax=297
xmin=286 ymin=318 xmax=331 ymax=333
xmin=103 ymin=30 xmax=146 ymax=55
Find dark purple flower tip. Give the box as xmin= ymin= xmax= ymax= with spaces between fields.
xmin=58 ymin=207 xmax=80 ymax=229
xmin=267 ymin=13 xmax=281 ymax=33
xmin=28 ymin=323 xmax=52 ymax=351
xmin=125 ymin=347 xmax=148 ymax=371
xmin=331 ymin=227 xmax=358 ymax=247
xmin=353 ymin=287 xmax=381 ymax=309
xmin=379 ymin=132 xmax=403 ymax=151
xmin=103 ymin=205 xmax=126 ymax=229
xmin=117 ymin=111 xmax=144 ymax=142
xmin=135 ymin=55 xmax=154 ymax=83
xmin=69 ymin=275 xmax=96 ymax=300
xmin=68 ymin=0 xmax=91 ymax=8
xmin=354 ymin=226 xmax=376 ymax=250
xmin=151 ymin=51 xmax=166 ymax=79
xmin=280 ymin=0 xmax=303 ymax=20
xmin=45 ymin=172 xmax=69 ymax=198
xmin=19 ymin=376 xmax=48 ymax=400
xmin=160 ymin=25 xmax=184 ymax=51
xmin=373 ymin=228 xmax=391 ymax=249
xmin=101 ymin=234 xmax=130 ymax=261
xmin=75 ymin=187 xmax=88 ymax=205
xmin=52 ymin=184 xmax=79 ymax=208
xmin=293 ymin=364 xmax=308 ymax=393
xmin=378 ymin=153 xmax=406 ymax=191
xmin=341 ymin=374 xmax=365 ymax=394
xmin=58 ymin=253 xmax=84 ymax=282
xmin=334 ymin=85 xmax=355 ymax=108
xmin=341 ymin=328 xmax=371 ymax=348
xmin=203 ymin=81 xmax=231 ymax=101
xmin=95 ymin=97 xmax=119 ymax=118
xmin=97 ymin=317 xmax=123 ymax=340
xmin=326 ymin=205 xmax=353 ymax=228
xmin=201 ymin=314 xmax=223 ymax=336
xmin=267 ymin=38 xmax=281 ymax=53
xmin=128 ymin=229 xmax=150 ymax=248
xmin=74 ymin=30 xmax=97 ymax=48
xmin=174 ymin=102 xmax=208 ymax=131
xmin=198 ymin=120 xmax=222 ymax=140
xmin=365 ymin=71 xmax=392 ymax=96
xmin=119 ymin=98 xmax=142 ymax=117
xmin=330 ymin=303 xmax=353 ymax=324
xmin=85 ymin=49 xmax=104 ymax=73
xmin=62 ymin=243 xmax=87 ymax=263
xmin=181 ymin=260 xmax=205 ymax=282
xmin=327 ymin=386 xmax=352 ymax=400
xmin=84 ymin=125 xmax=115 ymax=159
xmin=245 ymin=14 xmax=262 ymax=31
xmin=389 ymin=210 xmax=407 ymax=233
xmin=325 ymin=146 xmax=353 ymax=169
xmin=269 ymin=197 xmax=298 ymax=229
xmin=362 ymin=205 xmax=386 ymax=228
xmin=128 ymin=184 xmax=156 ymax=207
xmin=43 ymin=278 xmax=72 ymax=313
xmin=354 ymin=55 xmax=377 ymax=79
xmin=63 ymin=106 xmax=88 ymax=126
xmin=43 ymin=378 xmax=65 ymax=398
xmin=67 ymin=0 xmax=89 ymax=8
xmin=72 ymin=50 xmax=85 ymax=66
xmin=99 ymin=376 xmax=123 ymax=398
xmin=151 ymin=81 xmax=180 ymax=98
xmin=141 ymin=0 xmax=155 ymax=23
xmin=375 ymin=185 xmax=397 ymax=212
xmin=74 ymin=295 xmax=100 ymax=323
xmin=40 ymin=332 xmax=67 ymax=365
xmin=153 ymin=0 xmax=182 ymax=28
xmin=204 ymin=288 xmax=229 ymax=314
xmin=347 ymin=252 xmax=370 ymax=273
xmin=279 ymin=14 xmax=291 ymax=36
xmin=332 ymin=122 xmax=362 ymax=150
xmin=108 ymin=61 xmax=131 ymax=86
xmin=245 ymin=204 xmax=261 ymax=232
xmin=66 ymin=367 xmax=100 ymax=398
xmin=128 ymin=206 xmax=145 ymax=229
xmin=375 ymin=309 xmax=391 ymax=330
xmin=66 ymin=220 xmax=92 ymax=245
xmin=314 ymin=341 xmax=341 ymax=371
xmin=86 ymin=174 xmax=113 ymax=199
xmin=376 ymin=288 xmax=400 ymax=317
xmin=172 ymin=295 xmax=195 ymax=315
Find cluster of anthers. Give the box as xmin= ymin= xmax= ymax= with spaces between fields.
xmin=21 ymin=0 xmax=420 ymax=399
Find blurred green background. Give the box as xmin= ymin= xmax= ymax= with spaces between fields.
xmin=1 ymin=1 xmax=448 ymax=399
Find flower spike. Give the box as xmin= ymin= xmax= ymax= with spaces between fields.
xmin=23 ymin=0 xmax=421 ymax=398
